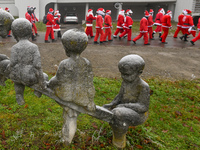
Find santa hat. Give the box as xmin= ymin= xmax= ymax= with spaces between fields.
xmin=5 ymin=7 xmax=9 ymax=12
xmin=166 ymin=10 xmax=172 ymax=15
xmin=106 ymin=10 xmax=111 ymax=14
xmin=159 ymin=8 xmax=165 ymax=15
xmin=88 ymin=9 xmax=93 ymax=13
xmin=54 ymin=10 xmax=61 ymax=16
xmin=96 ymin=8 xmax=105 ymax=15
xmin=49 ymin=8 xmax=54 ymax=13
xmin=186 ymin=9 xmax=192 ymax=14
xmin=126 ymin=9 xmax=133 ymax=15
xmin=144 ymin=10 xmax=149 ymax=17
xmin=119 ymin=9 xmax=125 ymax=15
xmin=149 ymin=9 xmax=154 ymax=13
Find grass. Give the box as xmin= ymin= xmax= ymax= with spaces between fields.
xmin=37 ymin=21 xmax=178 ymax=35
xmin=0 ymin=76 xmax=200 ymax=149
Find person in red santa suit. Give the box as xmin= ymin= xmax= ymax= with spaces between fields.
xmin=45 ymin=8 xmax=56 ymax=43
xmin=85 ymin=9 xmax=96 ymax=38
xmin=103 ymin=10 xmax=113 ymax=41
xmin=148 ymin=9 xmax=154 ymax=40
xmin=113 ymin=9 xmax=125 ymax=38
xmin=53 ymin=10 xmax=62 ymax=39
xmin=94 ymin=8 xmax=105 ymax=44
xmin=152 ymin=8 xmax=165 ymax=38
xmin=132 ymin=11 xmax=150 ymax=45
xmin=173 ymin=12 xmax=184 ymax=38
xmin=160 ymin=10 xmax=172 ymax=44
xmin=25 ymin=6 xmax=36 ymax=41
xmin=180 ymin=9 xmax=194 ymax=41
xmin=31 ymin=7 xmax=39 ymax=36
xmin=190 ymin=17 xmax=200 ymax=45
xmin=5 ymin=7 xmax=12 ymax=37
xmin=119 ymin=9 xmax=133 ymax=41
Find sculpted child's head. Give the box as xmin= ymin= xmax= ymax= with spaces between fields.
xmin=0 ymin=9 xmax=14 ymax=38
xmin=11 ymin=18 xmax=32 ymax=41
xmin=118 ymin=54 xmax=145 ymax=82
xmin=61 ymin=29 xmax=88 ymax=57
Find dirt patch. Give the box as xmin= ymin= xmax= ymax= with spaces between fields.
xmin=1 ymin=41 xmax=200 ymax=80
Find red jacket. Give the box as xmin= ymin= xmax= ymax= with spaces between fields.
xmin=140 ymin=17 xmax=148 ymax=32
xmin=104 ymin=14 xmax=112 ymax=28
xmin=25 ymin=12 xmax=33 ymax=24
xmin=117 ymin=14 xmax=124 ymax=29
xmin=182 ymin=15 xmax=194 ymax=29
xmin=95 ymin=15 xmax=104 ymax=29
xmin=177 ymin=14 xmax=184 ymax=27
xmin=124 ymin=15 xmax=133 ymax=29
xmin=53 ymin=16 xmax=60 ymax=30
xmin=197 ymin=18 xmax=200 ymax=30
xmin=154 ymin=12 xmax=163 ymax=25
xmin=162 ymin=15 xmax=172 ymax=28
xmin=86 ymin=14 xmax=96 ymax=27
xmin=148 ymin=15 xmax=154 ymax=27
xmin=46 ymin=12 xmax=55 ymax=27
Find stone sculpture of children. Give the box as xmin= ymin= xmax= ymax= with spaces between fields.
xmin=103 ymin=54 xmax=150 ymax=148
xmin=0 ymin=9 xmax=14 ymax=38
xmin=9 ymin=18 xmax=47 ymax=105
xmin=48 ymin=29 xmax=96 ymax=145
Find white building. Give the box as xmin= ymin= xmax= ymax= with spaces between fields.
xmin=0 ymin=0 xmax=199 ymax=23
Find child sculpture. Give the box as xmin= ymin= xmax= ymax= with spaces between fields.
xmin=48 ymin=29 xmax=96 ymax=145
xmin=0 ymin=9 xmax=14 ymax=38
xmin=9 ymin=18 xmax=47 ymax=105
xmin=103 ymin=54 xmax=150 ymax=148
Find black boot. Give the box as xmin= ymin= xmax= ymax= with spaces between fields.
xmin=32 ymin=34 xmax=36 ymax=41
xmin=184 ymin=34 xmax=188 ymax=41
xmin=57 ymin=31 xmax=62 ymax=38
xmin=52 ymin=39 xmax=57 ymax=42
xmin=159 ymin=33 xmax=162 ymax=38
xmin=152 ymin=32 xmax=155 ymax=38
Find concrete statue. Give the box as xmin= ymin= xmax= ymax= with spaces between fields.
xmin=0 ymin=9 xmax=14 ymax=38
xmin=0 ymin=19 xmax=150 ymax=149
xmin=103 ymin=54 xmax=150 ymax=148
xmin=48 ymin=29 xmax=96 ymax=145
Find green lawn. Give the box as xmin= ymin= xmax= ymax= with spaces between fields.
xmin=0 ymin=77 xmax=199 ymax=149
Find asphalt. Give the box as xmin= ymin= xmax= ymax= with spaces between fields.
xmin=0 ymin=24 xmax=199 ymax=48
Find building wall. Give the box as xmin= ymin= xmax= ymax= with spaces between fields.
xmin=14 ymin=0 xmax=40 ymax=19
xmin=174 ymin=0 xmax=194 ymax=21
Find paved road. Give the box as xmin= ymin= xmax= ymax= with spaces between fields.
xmin=0 ymin=23 xmax=199 ymax=48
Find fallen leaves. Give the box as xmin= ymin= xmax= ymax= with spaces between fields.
xmin=1 ymin=130 xmax=6 ymax=140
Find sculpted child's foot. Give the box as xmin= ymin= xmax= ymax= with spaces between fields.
xmin=16 ymin=94 xmax=25 ymax=105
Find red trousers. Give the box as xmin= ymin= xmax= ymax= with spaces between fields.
xmin=154 ymin=25 xmax=162 ymax=33
xmin=45 ymin=27 xmax=55 ymax=40
xmin=32 ymin=23 xmax=38 ymax=34
xmin=114 ymin=28 xmax=123 ymax=36
xmin=182 ymin=28 xmax=189 ymax=35
xmin=119 ymin=28 xmax=132 ymax=41
xmin=85 ymin=26 xmax=94 ymax=37
xmin=8 ymin=30 xmax=11 ymax=36
xmin=148 ymin=27 xmax=153 ymax=39
xmin=104 ymin=28 xmax=112 ymax=41
xmin=173 ymin=26 xmax=184 ymax=38
xmin=161 ymin=27 xmax=169 ymax=42
xmin=94 ymin=28 xmax=104 ymax=42
xmin=191 ymin=31 xmax=200 ymax=43
xmin=133 ymin=32 xmax=148 ymax=44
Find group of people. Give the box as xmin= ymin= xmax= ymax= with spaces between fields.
xmin=85 ymin=7 xmax=200 ymax=45
xmin=25 ymin=6 xmax=39 ymax=41
xmin=44 ymin=8 xmax=62 ymax=43
xmin=25 ymin=7 xmax=62 ymax=43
